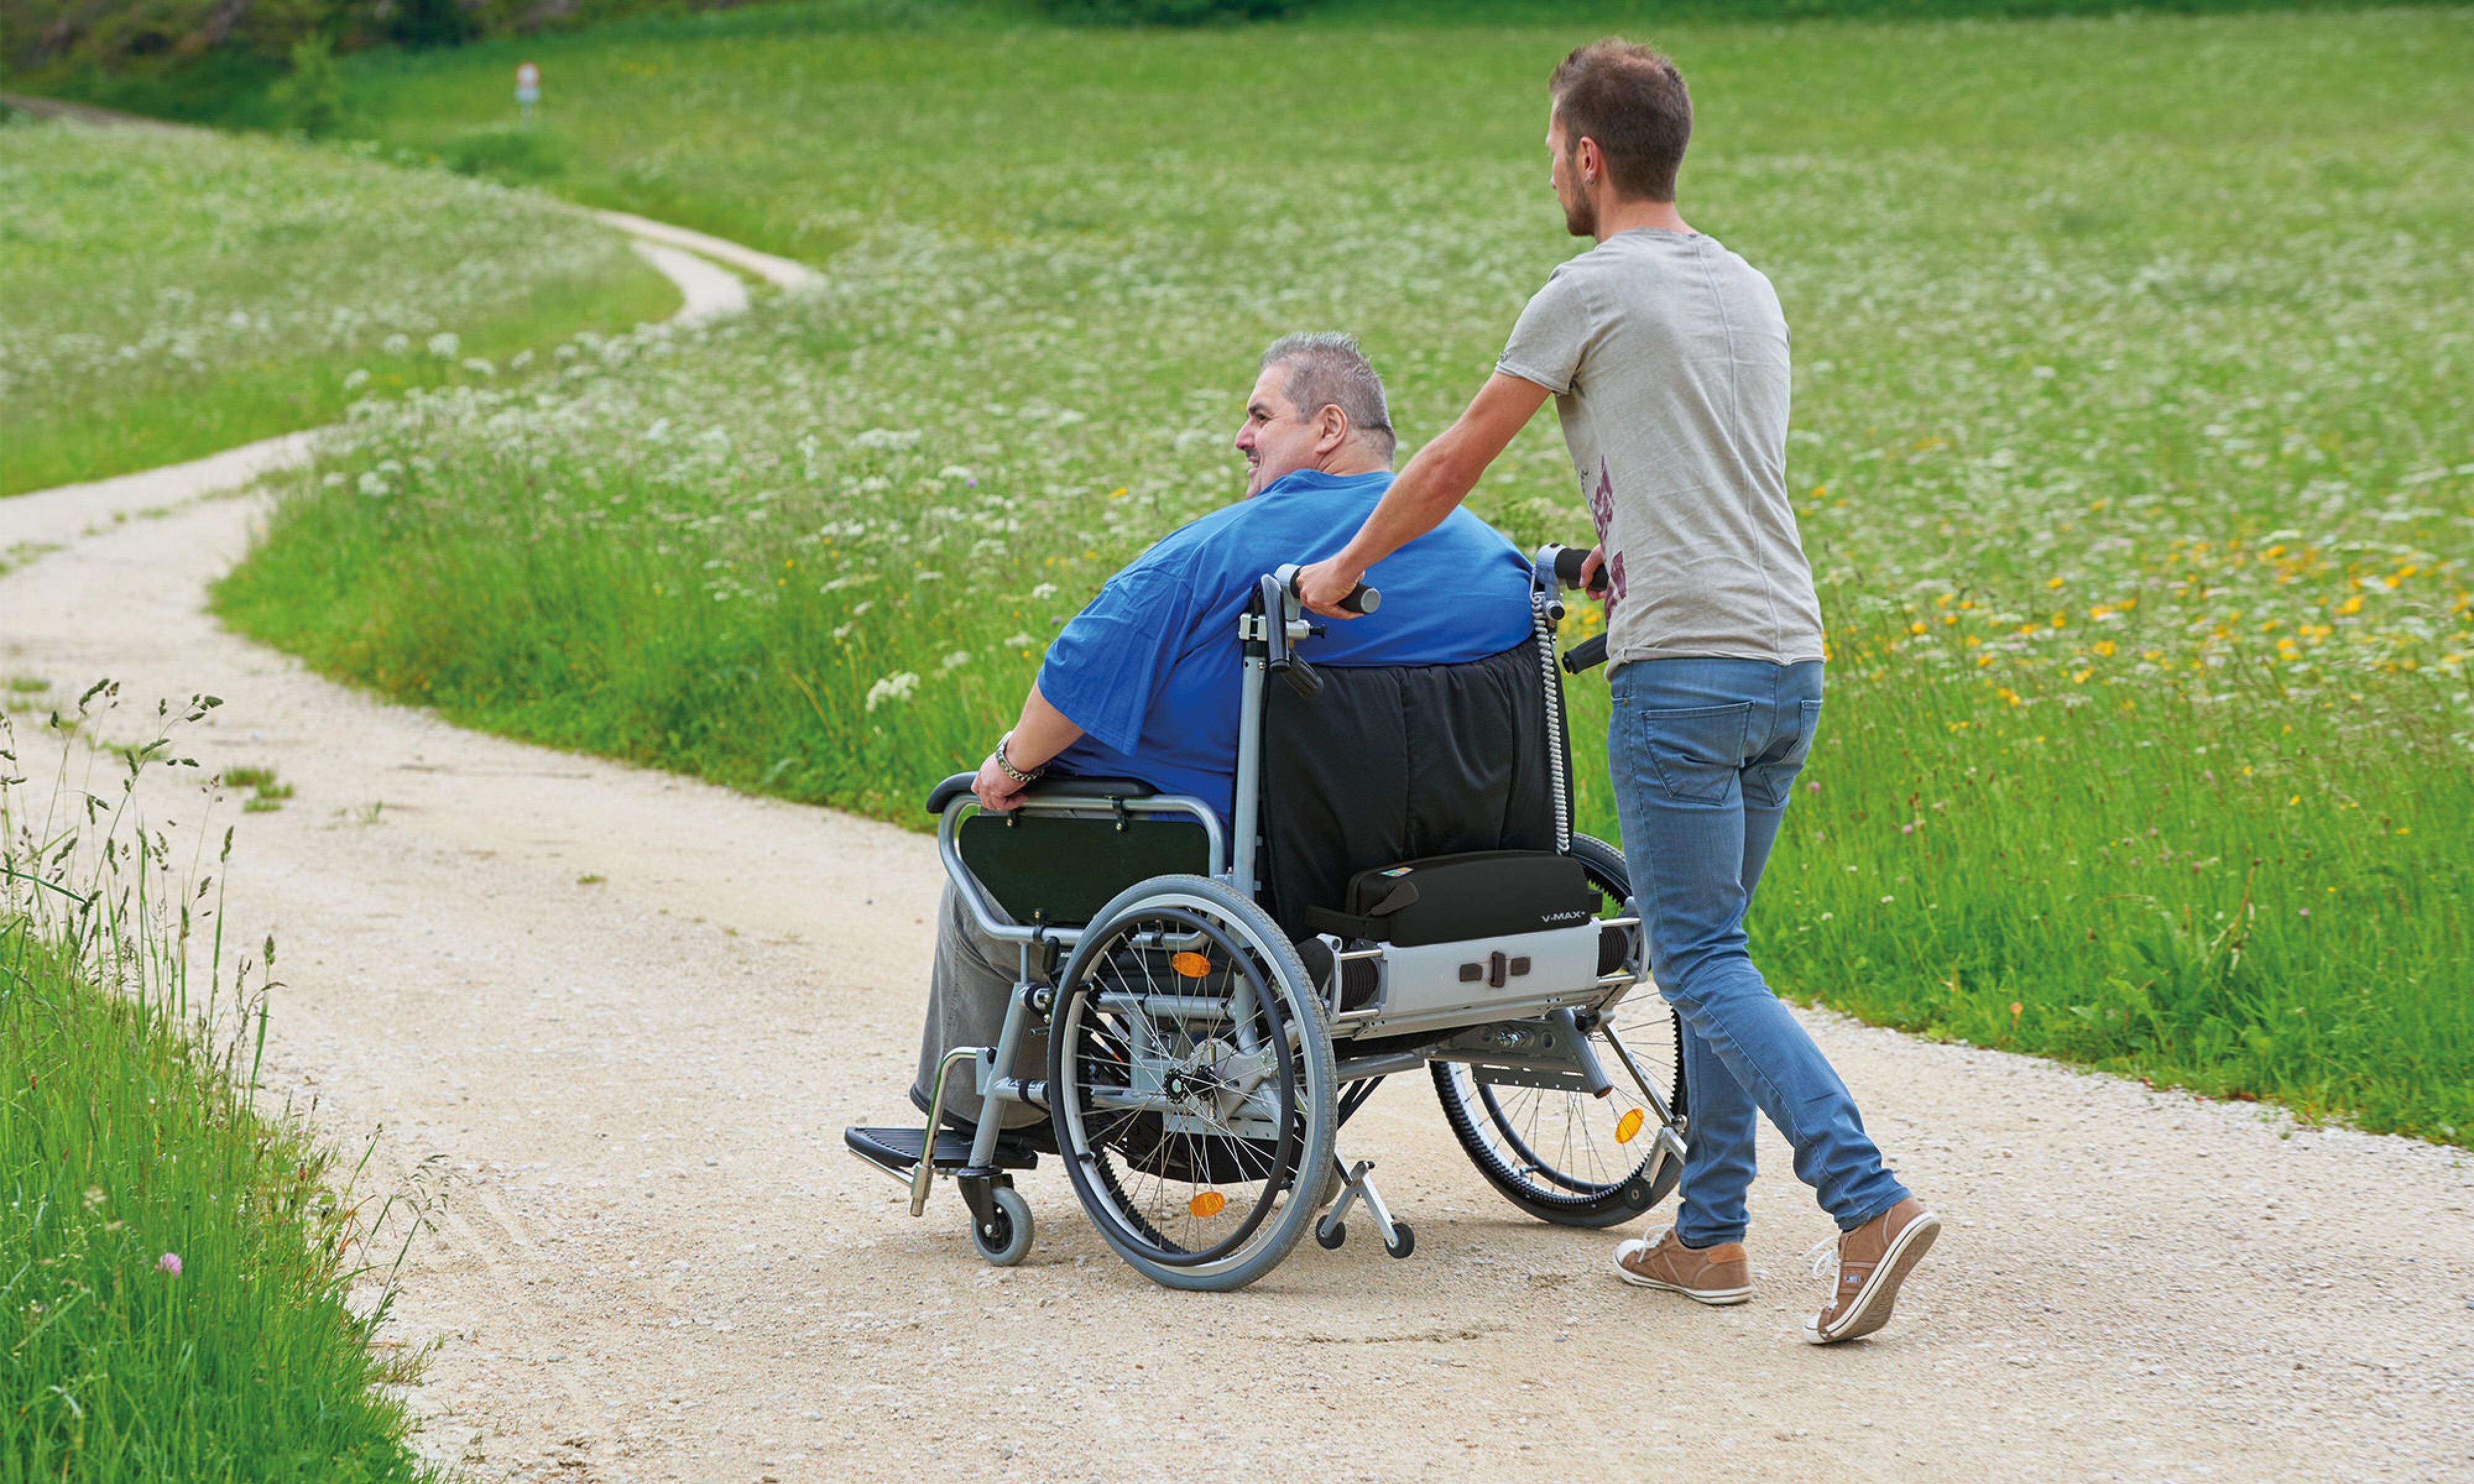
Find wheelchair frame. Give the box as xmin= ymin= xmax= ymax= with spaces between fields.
xmin=847 ymin=546 xmax=1689 ymax=1286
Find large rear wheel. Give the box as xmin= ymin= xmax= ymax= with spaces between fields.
xmin=1047 ymin=875 xmax=1337 ymax=1290
xmin=1432 ymin=834 xmax=1686 ymax=1228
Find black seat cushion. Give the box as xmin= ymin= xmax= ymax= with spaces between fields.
xmin=1259 ymin=634 xmax=1567 ymax=942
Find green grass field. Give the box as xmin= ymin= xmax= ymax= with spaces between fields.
xmin=0 ymin=115 xmax=676 ymax=496
xmin=212 ymin=7 xmax=2472 ymax=1143
xmin=1 ymin=707 xmax=435 ymax=1482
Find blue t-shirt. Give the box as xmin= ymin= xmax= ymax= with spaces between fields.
xmin=1039 ymin=469 xmax=1536 ymax=827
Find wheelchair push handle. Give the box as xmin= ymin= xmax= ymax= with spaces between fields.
xmin=1562 ymin=634 xmax=1610 ymax=675
xmin=1285 ymin=568 xmax=1379 ymax=616
xmin=1545 ymin=543 xmax=1610 ymax=597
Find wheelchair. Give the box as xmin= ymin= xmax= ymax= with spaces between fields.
xmin=844 ymin=545 xmax=1689 ymax=1290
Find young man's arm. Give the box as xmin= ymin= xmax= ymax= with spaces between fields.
xmin=1298 ymin=371 xmax=1552 ymax=617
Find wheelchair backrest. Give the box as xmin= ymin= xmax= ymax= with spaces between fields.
xmin=1257 ymin=631 xmax=1570 ymax=942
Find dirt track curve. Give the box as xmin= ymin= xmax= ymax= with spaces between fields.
xmin=4 ymin=216 xmax=2471 ymax=1484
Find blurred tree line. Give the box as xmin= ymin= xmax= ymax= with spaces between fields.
xmin=4 ymin=0 xmax=675 ymax=76
xmin=3 ymin=0 xmax=2418 ymax=106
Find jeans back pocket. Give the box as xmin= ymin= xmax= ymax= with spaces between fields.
xmin=1744 ymin=697 xmax=1823 ymax=809
xmin=1637 ymin=702 xmax=1753 ymax=805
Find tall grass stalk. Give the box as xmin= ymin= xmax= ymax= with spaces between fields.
xmin=1 ymin=694 xmax=436 ymax=1482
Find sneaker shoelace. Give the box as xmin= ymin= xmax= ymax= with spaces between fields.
xmin=1804 ymin=1233 xmax=1843 ymax=1286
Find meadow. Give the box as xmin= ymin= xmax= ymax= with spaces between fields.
xmin=0 ymin=701 xmax=435 ymax=1482
xmin=0 ymin=115 xmax=675 ymax=496
xmin=210 ymin=8 xmax=2472 ymax=1142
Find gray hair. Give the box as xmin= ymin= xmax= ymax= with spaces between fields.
xmin=1260 ymin=331 xmax=1396 ymax=464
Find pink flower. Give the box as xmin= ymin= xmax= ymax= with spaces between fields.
xmin=156 ymin=1252 xmax=181 ymax=1277
xmin=2298 ymin=908 xmax=2310 ymax=918
xmin=1805 ymin=782 xmax=1820 ymax=795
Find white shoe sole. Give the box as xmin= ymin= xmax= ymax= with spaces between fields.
xmin=1611 ymin=1241 xmax=1751 ymax=1306
xmin=1803 ymin=1210 xmax=1940 ymax=1344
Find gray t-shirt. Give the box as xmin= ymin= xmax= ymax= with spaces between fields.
xmin=1498 ymin=229 xmax=1825 ymax=668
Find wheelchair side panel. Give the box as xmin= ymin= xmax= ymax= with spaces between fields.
xmin=1353 ymin=921 xmax=1607 ymax=1038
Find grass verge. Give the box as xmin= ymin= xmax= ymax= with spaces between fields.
xmin=1 ymin=701 xmax=435 ymax=1481
xmin=213 ymin=8 xmax=2472 ymax=1143
xmin=0 ymin=115 xmax=677 ymax=496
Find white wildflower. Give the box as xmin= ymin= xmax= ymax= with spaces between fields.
xmin=865 ymin=672 xmax=920 ymax=711
xmin=940 ymin=650 xmax=971 ymax=671
xmin=426 ymin=332 xmax=461 ymax=359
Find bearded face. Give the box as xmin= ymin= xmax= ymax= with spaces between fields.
xmin=1546 ymin=109 xmax=1596 ymax=239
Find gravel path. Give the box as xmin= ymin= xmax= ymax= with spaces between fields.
xmin=7 ymin=472 xmax=2470 ymax=1484
xmin=2 ymin=210 xmax=2468 ymax=1484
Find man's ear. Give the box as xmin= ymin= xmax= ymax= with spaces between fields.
xmin=1316 ymin=403 xmax=1350 ymax=453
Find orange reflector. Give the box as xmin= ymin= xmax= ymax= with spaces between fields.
xmin=1188 ymin=1191 xmax=1226 ymax=1219
xmin=1171 ymin=951 xmax=1213 ymax=979
xmin=1615 ymin=1109 xmax=1645 ymax=1145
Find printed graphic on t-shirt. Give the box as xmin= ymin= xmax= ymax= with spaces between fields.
xmin=1584 ymin=458 xmax=1629 ymax=604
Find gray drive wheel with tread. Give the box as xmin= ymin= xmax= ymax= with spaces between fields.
xmin=1047 ymin=874 xmax=1337 ymax=1291
xmin=1433 ymin=834 xmax=1687 ymax=1227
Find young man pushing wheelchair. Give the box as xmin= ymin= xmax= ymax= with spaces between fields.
xmin=1301 ymin=38 xmax=1940 ymax=1344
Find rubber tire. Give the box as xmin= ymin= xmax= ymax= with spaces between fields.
xmin=1433 ymin=834 xmax=1687 ymax=1228
xmin=1383 ymin=1221 xmax=1415 ymax=1260
xmin=1047 ymin=874 xmax=1338 ymax=1292
xmin=972 ymin=1185 xmax=1034 ymax=1268
xmin=1316 ymin=1220 xmax=1346 ymax=1251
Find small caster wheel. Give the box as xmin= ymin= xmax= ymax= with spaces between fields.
xmin=972 ymin=1185 xmax=1034 ymax=1267
xmin=1315 ymin=1220 xmax=1346 ymax=1251
xmin=1382 ymin=1221 xmax=1415 ymax=1260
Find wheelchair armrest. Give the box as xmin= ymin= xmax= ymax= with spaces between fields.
xmin=925 ymin=772 xmax=978 ymax=816
xmin=923 ymin=772 xmax=1161 ymax=816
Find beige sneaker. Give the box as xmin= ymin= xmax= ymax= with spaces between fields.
xmin=1803 ymin=1197 xmax=1940 ymax=1345
xmin=1611 ymin=1228 xmax=1752 ymax=1305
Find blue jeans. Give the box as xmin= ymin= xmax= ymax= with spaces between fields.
xmin=1607 ymin=657 xmax=1909 ymax=1246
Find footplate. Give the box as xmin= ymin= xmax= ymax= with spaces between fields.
xmin=844 ymin=1125 xmax=1040 ymax=1181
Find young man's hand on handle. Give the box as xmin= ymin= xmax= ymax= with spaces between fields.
xmin=1298 ymin=372 xmax=1552 ymax=618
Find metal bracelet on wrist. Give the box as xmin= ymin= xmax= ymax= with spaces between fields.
xmin=993 ymin=730 xmax=1045 ymax=786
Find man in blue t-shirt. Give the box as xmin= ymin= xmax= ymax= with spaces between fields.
xmin=913 ymin=331 xmax=1537 ymax=1136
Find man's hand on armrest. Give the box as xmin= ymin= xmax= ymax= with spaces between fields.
xmin=973 ymin=682 xmax=1086 ymax=812
xmin=1299 ymin=372 xmax=1553 ymax=618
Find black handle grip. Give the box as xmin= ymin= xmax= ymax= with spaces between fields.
xmin=1561 ymin=634 xmax=1609 ymax=675
xmin=1283 ymin=655 xmax=1326 ymax=699
xmin=1286 ymin=571 xmax=1380 ymax=615
xmin=1552 ymin=545 xmax=1609 ymax=595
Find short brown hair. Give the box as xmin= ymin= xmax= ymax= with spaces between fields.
xmin=1549 ymin=39 xmax=1692 ymax=203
